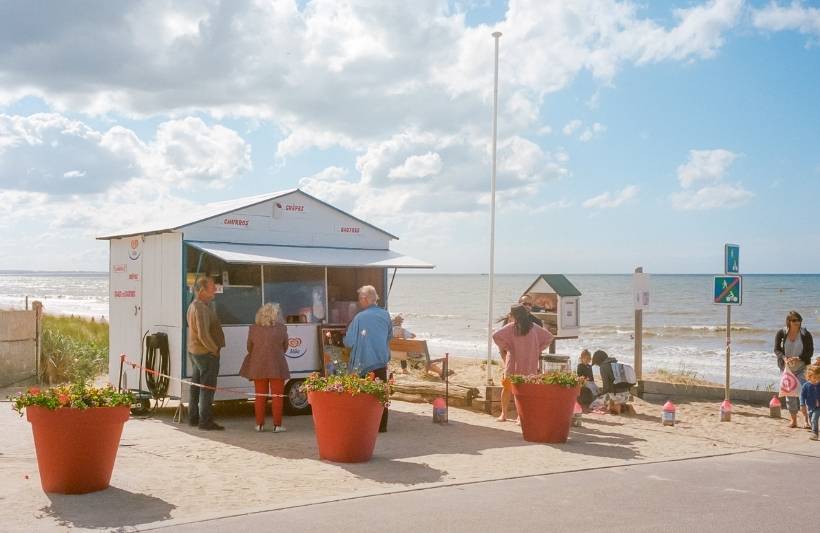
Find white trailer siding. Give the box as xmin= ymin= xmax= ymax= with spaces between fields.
xmin=108 ymin=236 xmax=144 ymax=390
xmin=181 ymin=191 xmax=390 ymax=250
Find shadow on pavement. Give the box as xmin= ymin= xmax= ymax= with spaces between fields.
xmin=40 ymin=486 xmax=175 ymax=530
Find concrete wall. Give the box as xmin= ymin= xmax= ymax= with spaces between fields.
xmin=639 ymin=380 xmax=775 ymax=405
xmin=0 ymin=310 xmax=38 ymax=388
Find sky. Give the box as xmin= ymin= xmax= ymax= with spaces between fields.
xmin=0 ymin=0 xmax=819 ymax=274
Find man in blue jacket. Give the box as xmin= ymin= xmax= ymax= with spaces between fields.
xmin=344 ymin=285 xmax=392 ymax=432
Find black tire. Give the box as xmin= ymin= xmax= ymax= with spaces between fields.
xmin=284 ymin=378 xmax=311 ymax=415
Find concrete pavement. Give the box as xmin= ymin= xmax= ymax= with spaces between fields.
xmin=152 ymin=445 xmax=819 ymax=533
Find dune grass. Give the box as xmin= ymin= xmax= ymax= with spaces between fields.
xmin=41 ymin=314 xmax=109 ymax=385
xmin=647 ymin=365 xmax=719 ymax=387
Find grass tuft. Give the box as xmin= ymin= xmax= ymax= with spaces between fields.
xmin=41 ymin=315 xmax=108 ymax=385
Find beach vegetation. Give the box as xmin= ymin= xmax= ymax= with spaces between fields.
xmin=649 ymin=365 xmax=717 ymax=387
xmin=40 ymin=314 xmax=108 ymax=385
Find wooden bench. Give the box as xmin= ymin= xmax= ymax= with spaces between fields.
xmin=389 ymin=338 xmax=447 ymax=379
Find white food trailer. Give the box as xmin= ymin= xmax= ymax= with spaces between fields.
xmin=98 ymin=188 xmax=433 ymax=413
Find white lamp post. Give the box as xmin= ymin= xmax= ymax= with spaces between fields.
xmin=486 ymin=31 xmax=502 ymax=386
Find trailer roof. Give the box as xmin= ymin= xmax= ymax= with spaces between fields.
xmin=97 ymin=188 xmax=399 ymax=240
xmin=187 ymin=241 xmax=434 ymax=269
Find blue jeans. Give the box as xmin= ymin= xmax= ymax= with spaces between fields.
xmin=810 ymin=408 xmax=819 ymax=435
xmin=189 ymin=353 xmax=220 ymax=425
xmin=785 ymin=367 xmax=807 ymax=415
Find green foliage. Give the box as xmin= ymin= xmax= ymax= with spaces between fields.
xmin=41 ymin=315 xmax=109 ymax=385
xmin=508 ymin=371 xmax=583 ymax=388
xmin=9 ymin=384 xmax=133 ymax=416
xmin=302 ymin=371 xmax=391 ymax=406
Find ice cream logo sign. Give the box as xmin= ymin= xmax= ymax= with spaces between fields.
xmin=128 ymin=238 xmax=141 ymax=260
xmin=285 ymin=336 xmax=307 ymax=359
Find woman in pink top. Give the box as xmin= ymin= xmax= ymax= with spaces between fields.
xmin=492 ymin=304 xmax=554 ymax=422
xmin=241 ymin=303 xmax=290 ymax=433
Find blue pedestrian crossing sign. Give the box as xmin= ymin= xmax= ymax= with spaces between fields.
xmin=714 ymin=275 xmax=742 ymax=305
xmin=725 ymin=243 xmax=739 ymax=274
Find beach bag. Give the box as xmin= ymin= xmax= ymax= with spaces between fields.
xmin=779 ymin=368 xmax=800 ymax=397
xmin=612 ymin=363 xmax=637 ymax=386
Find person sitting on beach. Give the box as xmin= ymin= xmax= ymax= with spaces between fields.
xmin=800 ymin=364 xmax=820 ymax=440
xmin=391 ymin=314 xmax=417 ymax=374
xmin=493 ymin=304 xmax=554 ymax=423
xmin=591 ymin=350 xmax=632 ymax=415
xmin=576 ymin=349 xmax=598 ymax=408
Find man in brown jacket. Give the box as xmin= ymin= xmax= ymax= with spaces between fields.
xmin=187 ymin=276 xmax=225 ymax=430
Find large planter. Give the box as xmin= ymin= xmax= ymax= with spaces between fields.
xmin=308 ymin=391 xmax=383 ymax=463
xmin=26 ymin=406 xmax=130 ymax=494
xmin=512 ymin=383 xmax=580 ymax=443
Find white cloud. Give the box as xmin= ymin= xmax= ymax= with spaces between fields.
xmin=388 ymin=152 xmax=443 ymax=180
xmin=563 ymin=119 xmax=583 ymax=136
xmin=0 ymin=113 xmax=251 ymax=194
xmin=582 ymin=185 xmax=638 ymax=208
xmin=670 ymin=183 xmax=754 ymax=210
xmin=579 ymin=122 xmax=606 ymax=142
xmin=752 ymin=1 xmax=820 ymax=42
xmin=670 ymin=148 xmax=752 ymax=210
xmin=676 ymin=149 xmax=738 ymax=188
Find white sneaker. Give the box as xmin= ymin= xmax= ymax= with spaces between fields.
xmin=272 ymin=426 xmax=287 ymax=433
xmin=255 ymin=424 xmax=264 ymax=432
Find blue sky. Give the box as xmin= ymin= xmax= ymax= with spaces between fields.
xmin=0 ymin=0 xmax=819 ymax=273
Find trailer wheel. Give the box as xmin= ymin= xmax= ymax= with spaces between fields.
xmin=284 ymin=379 xmax=311 ymax=415
xmin=130 ymin=397 xmax=151 ymax=416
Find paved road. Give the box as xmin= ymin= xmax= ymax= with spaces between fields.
xmin=151 ymin=448 xmax=819 ymax=533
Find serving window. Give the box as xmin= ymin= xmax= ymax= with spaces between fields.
xmin=263 ymin=265 xmax=325 ymax=323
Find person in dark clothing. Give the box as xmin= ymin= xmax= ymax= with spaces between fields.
xmin=592 ymin=349 xmax=631 ymax=414
xmin=576 ymin=349 xmax=596 ymax=408
xmin=774 ymin=310 xmax=814 ymax=429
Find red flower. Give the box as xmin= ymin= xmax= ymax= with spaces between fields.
xmin=58 ymin=394 xmax=70 ymax=406
xmin=366 ymin=372 xmax=376 ymax=381
xmin=27 ymin=387 xmax=41 ymax=395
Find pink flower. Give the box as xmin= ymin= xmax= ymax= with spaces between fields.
xmin=58 ymin=394 xmax=70 ymax=407
xmin=27 ymin=387 xmax=41 ymax=395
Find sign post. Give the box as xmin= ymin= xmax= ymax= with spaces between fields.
xmin=633 ymin=267 xmax=649 ymax=382
xmin=715 ymin=243 xmax=741 ymax=402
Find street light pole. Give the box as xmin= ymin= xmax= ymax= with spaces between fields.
xmin=486 ymin=31 xmax=502 ymax=386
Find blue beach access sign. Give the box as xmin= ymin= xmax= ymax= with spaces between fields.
xmin=714 ymin=275 xmax=742 ymax=305
xmin=725 ymin=243 xmax=739 ymax=274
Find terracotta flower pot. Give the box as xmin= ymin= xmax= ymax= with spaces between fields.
xmin=26 ymin=405 xmax=130 ymax=494
xmin=308 ymin=391 xmax=383 ymax=463
xmin=511 ymin=383 xmax=580 ymax=443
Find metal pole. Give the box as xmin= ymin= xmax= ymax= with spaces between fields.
xmin=725 ymin=305 xmax=731 ymax=401
xmin=634 ymin=267 xmax=643 ymax=382
xmin=486 ymin=31 xmax=502 ymax=386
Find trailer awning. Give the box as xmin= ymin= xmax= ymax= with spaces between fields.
xmin=187 ymin=241 xmax=434 ymax=269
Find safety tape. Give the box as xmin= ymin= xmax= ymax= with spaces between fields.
xmin=120 ymin=354 xmax=288 ymax=398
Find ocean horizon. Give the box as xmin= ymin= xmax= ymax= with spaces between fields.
xmin=2 ymin=271 xmax=818 ymax=390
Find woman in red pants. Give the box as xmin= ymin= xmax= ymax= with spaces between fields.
xmin=241 ymin=303 xmax=290 ymax=433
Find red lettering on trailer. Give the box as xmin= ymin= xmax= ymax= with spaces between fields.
xmin=285 ymin=204 xmax=304 ymax=211
xmin=223 ymin=218 xmax=249 ymax=226
xmin=114 ymin=290 xmax=136 ymax=298
xmin=340 ymin=227 xmax=360 ymax=233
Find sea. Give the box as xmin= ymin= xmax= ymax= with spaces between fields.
xmin=2 ymin=272 xmax=818 ymax=389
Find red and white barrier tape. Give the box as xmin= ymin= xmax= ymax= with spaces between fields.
xmin=120 ymin=354 xmax=288 ymax=398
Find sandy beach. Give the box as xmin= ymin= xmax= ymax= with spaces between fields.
xmin=2 ymin=353 xmax=817 ymax=531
